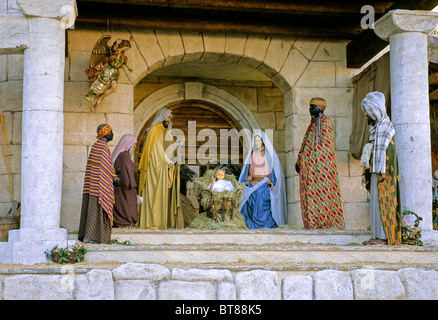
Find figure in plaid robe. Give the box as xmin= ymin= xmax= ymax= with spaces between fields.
xmin=295 ymin=97 xmax=345 ymax=230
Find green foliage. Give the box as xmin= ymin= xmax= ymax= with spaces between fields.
xmin=402 ymin=207 xmax=423 ymax=228
xmin=109 ymin=238 xmax=132 ymax=246
xmin=45 ymin=244 xmax=88 ymax=264
xmin=401 ymin=207 xmax=423 ymax=246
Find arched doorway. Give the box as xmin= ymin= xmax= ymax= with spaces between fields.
xmin=135 ymin=101 xmax=245 ymax=178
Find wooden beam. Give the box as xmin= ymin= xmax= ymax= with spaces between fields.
xmin=429 ymin=35 xmax=438 ymax=64
xmin=75 ymin=1 xmax=365 ymax=38
xmin=347 ymin=0 xmax=438 ymax=68
xmin=76 ymin=14 xmax=362 ymax=38
xmin=347 ymin=29 xmax=388 ymax=68
xmin=77 ymin=0 xmax=394 ymax=14
xmin=430 ymin=87 xmax=438 ymax=100
xmin=429 ymin=71 xmax=438 ymax=85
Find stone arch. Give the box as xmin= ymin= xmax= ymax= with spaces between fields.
xmin=129 ymin=30 xmax=297 ymax=225
xmin=128 ymin=31 xmax=295 ymax=95
xmin=134 ymin=82 xmax=260 ymax=140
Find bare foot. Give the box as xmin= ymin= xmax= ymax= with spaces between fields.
xmin=93 ymin=101 xmax=101 ymax=113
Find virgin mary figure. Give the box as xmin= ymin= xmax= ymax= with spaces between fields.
xmin=238 ymin=132 xmax=287 ymax=229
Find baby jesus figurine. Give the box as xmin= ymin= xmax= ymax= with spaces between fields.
xmin=208 ymin=169 xmax=235 ymax=192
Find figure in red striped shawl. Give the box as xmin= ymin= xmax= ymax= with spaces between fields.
xmin=295 ymin=97 xmax=345 ymax=230
xmin=79 ymin=124 xmax=121 ymax=244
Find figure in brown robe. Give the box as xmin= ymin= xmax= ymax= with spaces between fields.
xmin=111 ymin=134 xmax=138 ymax=228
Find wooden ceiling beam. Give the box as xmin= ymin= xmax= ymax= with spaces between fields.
xmin=347 ymin=0 xmax=438 ymax=68
xmin=76 ymin=14 xmax=362 ymax=39
xmin=76 ymin=0 xmax=394 ymax=15
xmin=75 ymin=1 xmax=365 ymax=38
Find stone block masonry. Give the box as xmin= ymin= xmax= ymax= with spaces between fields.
xmin=0 ymin=263 xmax=437 ymax=300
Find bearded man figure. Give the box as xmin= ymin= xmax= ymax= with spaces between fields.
xmin=295 ymin=97 xmax=345 ymax=230
xmin=137 ymin=108 xmax=184 ymax=230
xmin=361 ymin=91 xmax=401 ymax=246
xmin=79 ymin=124 xmax=120 ymax=244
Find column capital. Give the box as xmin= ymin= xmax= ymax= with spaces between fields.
xmin=16 ymin=0 xmax=77 ymax=20
xmin=374 ymin=9 xmax=438 ymax=41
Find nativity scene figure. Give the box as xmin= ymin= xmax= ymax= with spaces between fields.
xmin=85 ymin=35 xmax=134 ymax=113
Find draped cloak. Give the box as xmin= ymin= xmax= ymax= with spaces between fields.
xmin=238 ymin=131 xmax=287 ymax=228
xmin=79 ymin=138 xmax=117 ymax=243
xmin=137 ymin=123 xmax=184 ymax=230
xmin=113 ymin=151 xmax=138 ymax=227
xmin=82 ymin=138 xmax=117 ymax=224
xmin=361 ymin=91 xmax=401 ymax=245
xmin=367 ymin=139 xmax=402 ymax=245
xmin=296 ymin=115 xmax=345 ymax=229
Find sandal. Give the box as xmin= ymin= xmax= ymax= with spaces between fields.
xmin=372 ymin=239 xmax=387 ymax=245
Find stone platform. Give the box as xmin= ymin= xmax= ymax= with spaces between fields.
xmin=1 ymin=229 xmax=438 ymax=300
xmin=81 ymin=229 xmax=438 ymax=273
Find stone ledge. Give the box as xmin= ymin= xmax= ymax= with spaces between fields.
xmin=0 ymin=262 xmax=437 ymax=300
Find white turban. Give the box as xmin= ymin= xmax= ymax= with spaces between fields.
xmin=361 ymin=91 xmax=386 ymax=121
xmin=146 ymin=108 xmax=173 ymax=134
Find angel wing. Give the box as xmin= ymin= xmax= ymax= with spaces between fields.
xmin=85 ymin=35 xmax=112 ymax=80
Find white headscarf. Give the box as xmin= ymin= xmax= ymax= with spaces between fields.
xmin=147 ymin=108 xmax=173 ymax=134
xmin=361 ymin=91 xmax=395 ymax=174
xmin=238 ymin=131 xmax=287 ymax=226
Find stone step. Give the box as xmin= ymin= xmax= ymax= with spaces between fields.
xmin=108 ymin=229 xmax=372 ymax=246
xmin=83 ymin=242 xmax=438 ymax=271
xmin=79 ymin=229 xmax=438 ymax=272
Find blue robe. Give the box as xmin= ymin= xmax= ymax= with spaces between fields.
xmin=238 ymin=132 xmax=287 ymax=229
xmin=239 ymin=168 xmax=278 ymax=229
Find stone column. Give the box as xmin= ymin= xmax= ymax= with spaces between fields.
xmin=6 ymin=0 xmax=77 ymax=264
xmin=373 ymin=10 xmax=438 ymax=233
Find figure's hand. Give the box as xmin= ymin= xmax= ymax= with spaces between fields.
xmin=168 ymin=160 xmax=174 ymax=167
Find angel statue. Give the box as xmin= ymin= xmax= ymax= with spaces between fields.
xmin=85 ymin=35 xmax=134 ymax=113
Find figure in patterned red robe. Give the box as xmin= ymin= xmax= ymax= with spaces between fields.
xmin=295 ymin=97 xmax=345 ymax=229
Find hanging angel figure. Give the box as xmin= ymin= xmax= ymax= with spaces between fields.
xmin=85 ymin=35 xmax=134 ymax=113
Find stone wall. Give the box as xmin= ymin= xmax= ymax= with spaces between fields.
xmin=134 ymin=80 xmax=285 ymax=164
xmin=63 ymin=29 xmax=135 ymax=232
xmin=284 ymin=39 xmax=366 ymax=228
xmin=1 ymin=263 xmax=437 ymax=300
xmin=0 ymin=54 xmax=23 ymax=216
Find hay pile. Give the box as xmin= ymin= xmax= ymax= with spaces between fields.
xmin=180 ymin=193 xmax=198 ymax=227
xmin=187 ymin=211 xmax=247 ymax=230
xmin=188 ymin=170 xmax=247 ymax=230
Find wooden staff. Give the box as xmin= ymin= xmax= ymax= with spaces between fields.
xmin=0 ymin=109 xmax=14 ymax=202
